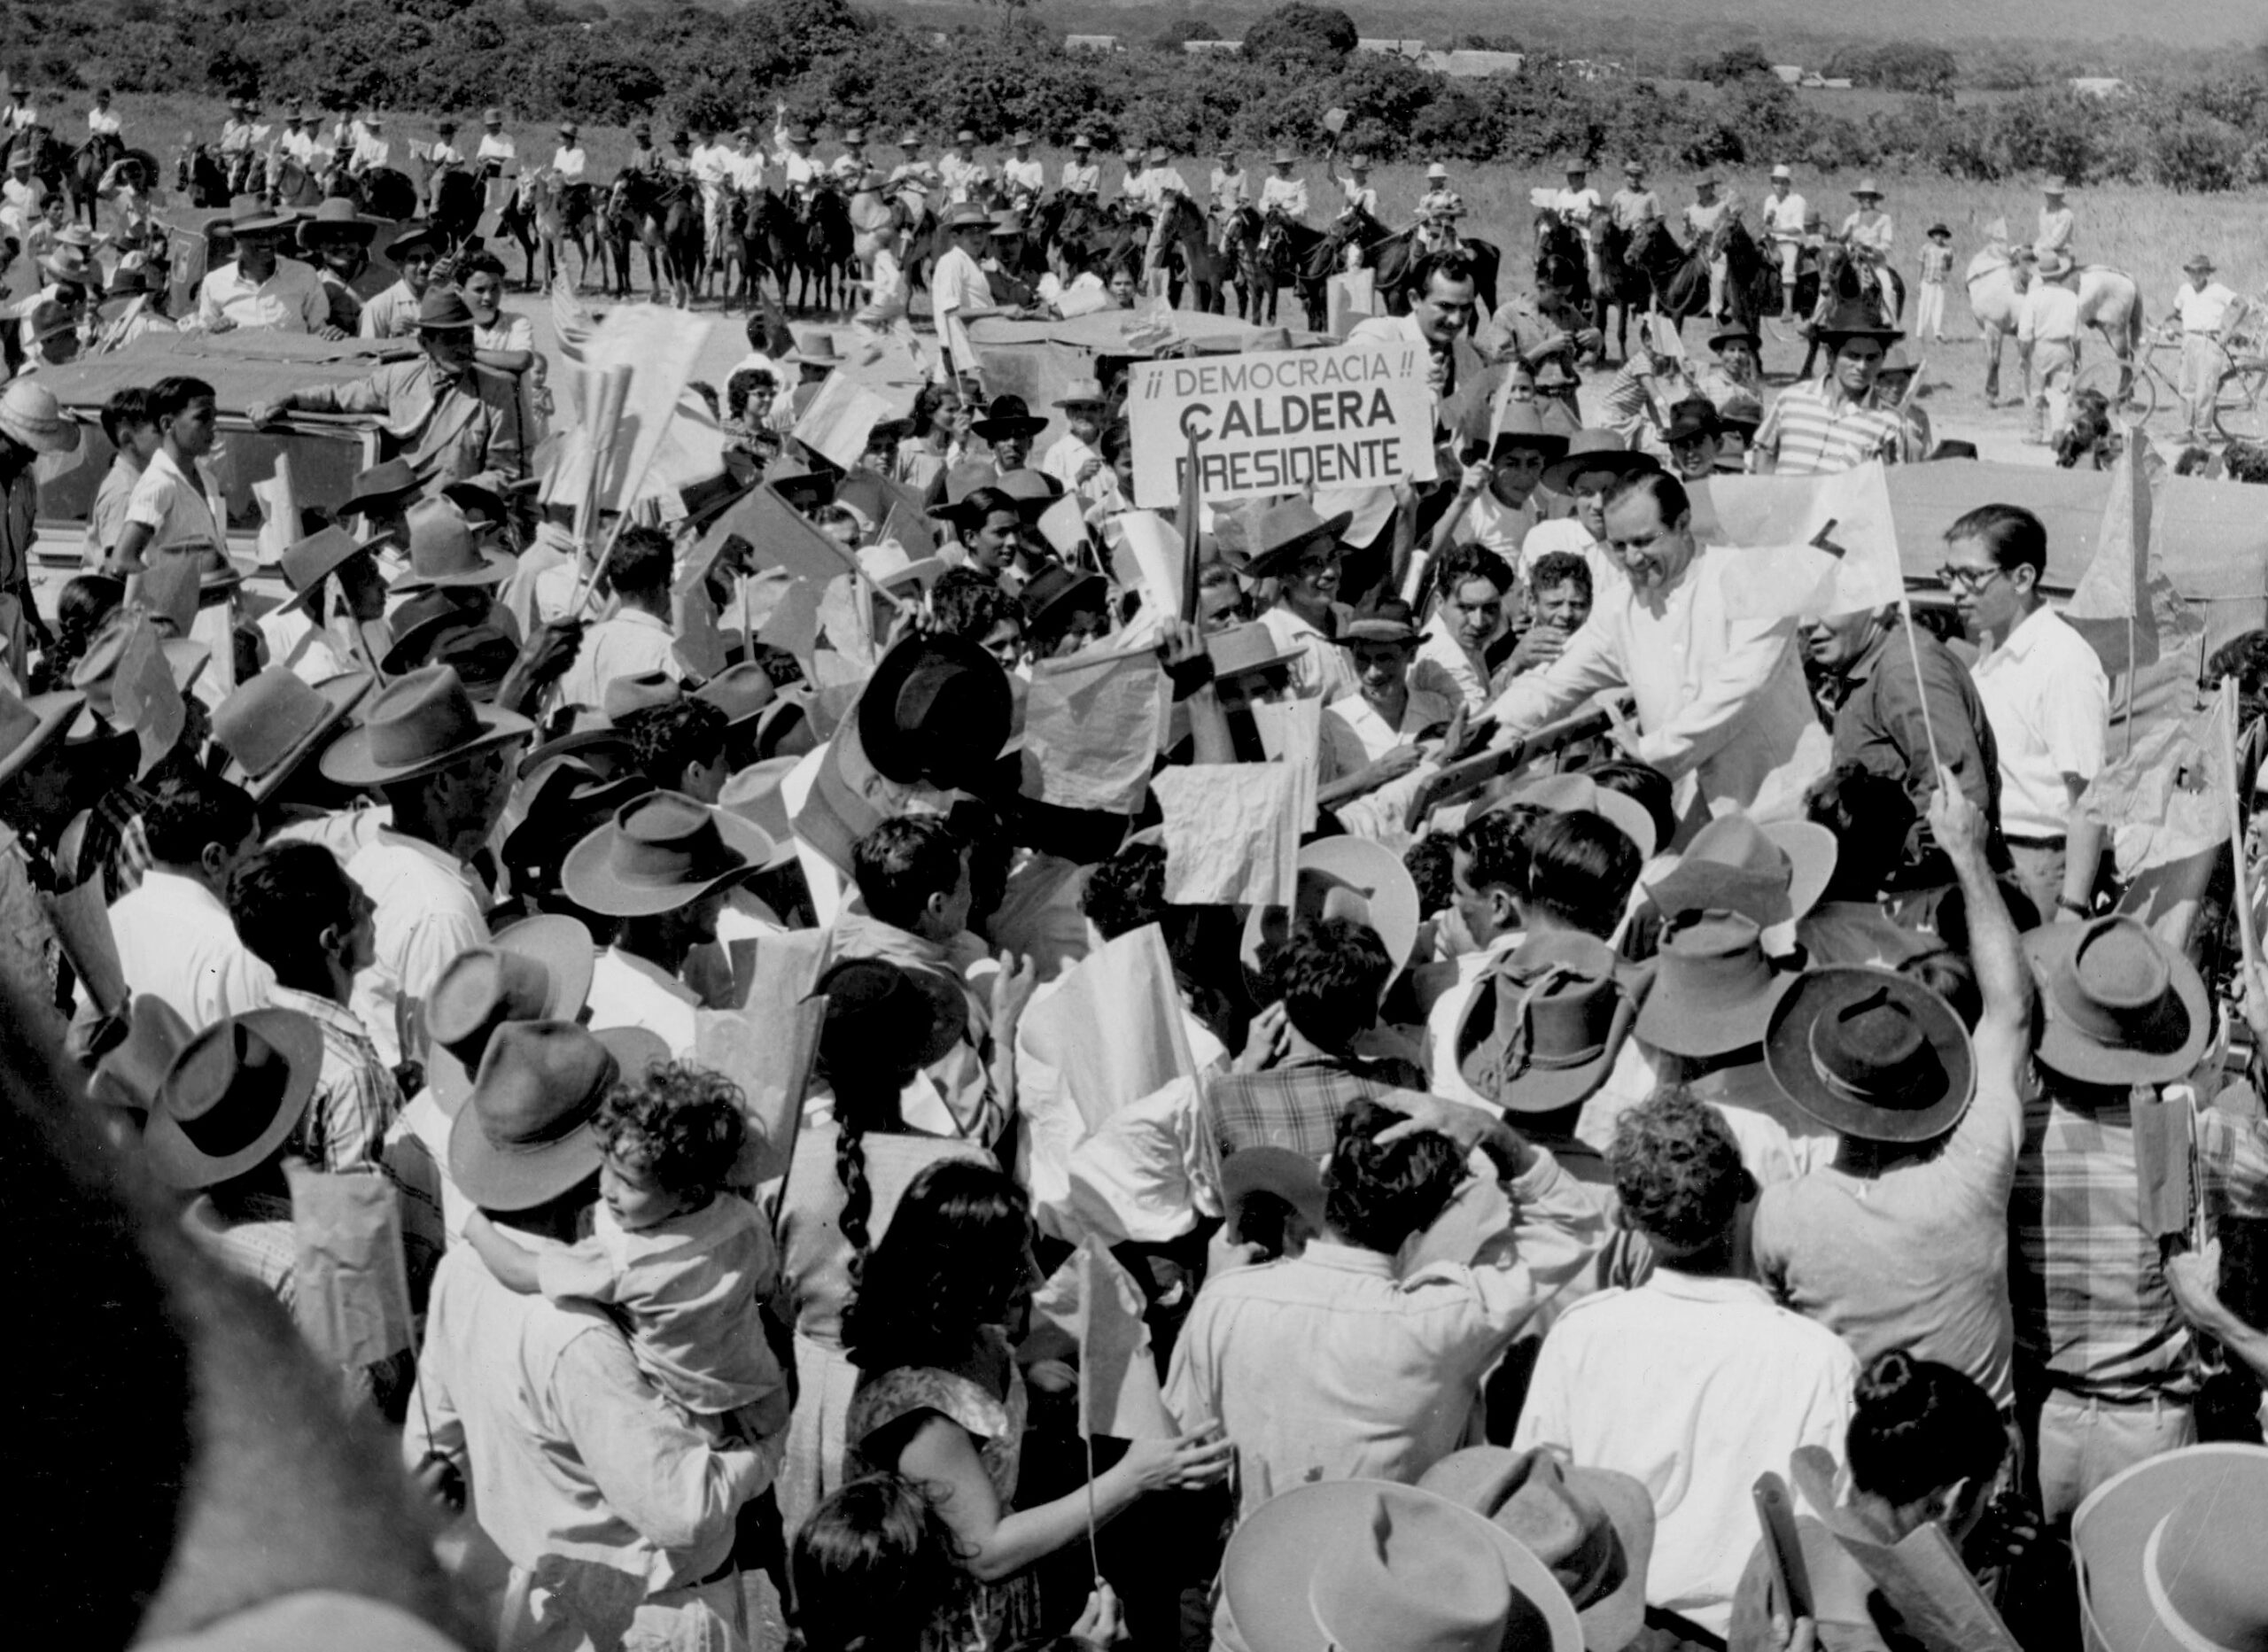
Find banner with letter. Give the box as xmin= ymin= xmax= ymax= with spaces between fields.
xmin=1126 ymin=343 xmax=1437 ymax=509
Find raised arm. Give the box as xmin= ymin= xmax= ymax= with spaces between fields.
xmin=1928 ymin=763 xmax=2030 ymax=1099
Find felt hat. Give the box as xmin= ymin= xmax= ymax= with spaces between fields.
xmin=1052 ymin=377 xmax=1109 ymax=408
xmin=969 ymin=393 xmax=1049 ymax=443
xmin=755 ymin=682 xmax=820 ymax=760
xmin=150 ymin=537 xmax=259 ymax=598
xmin=556 ymin=120 xmax=579 ymax=138
xmin=1814 ymin=297 xmax=1905 ymax=345
xmin=416 ymin=287 xmax=478 ymax=330
xmin=1499 ymin=772 xmax=1657 ymax=859
xmin=1661 ymin=401 xmax=1722 ymax=446
xmin=1708 ymin=323 xmax=1762 ymax=353
xmin=1540 ymin=430 xmax=1658 ymax=494
xmin=387 ymin=499 xmax=515 ymax=593
xmin=2035 ymin=249 xmax=2075 ymax=280
xmin=1019 ymin=563 xmax=1107 ymax=637
xmin=276 ymin=524 xmax=384 ymax=616
xmin=1489 ymin=399 xmax=1571 ymax=460
xmin=1926 ymin=222 xmax=1951 ymax=238
xmin=145 ymin=1011 xmax=324 ymax=1191
xmin=225 ymin=198 xmax=298 ymax=236
xmin=1071 ymin=133 xmax=1094 ymax=151
xmin=1216 ymin=497 xmax=1351 ymax=580
xmin=1456 ymin=931 xmax=1643 ymax=1115
xmin=39 ymin=243 xmax=97 ymax=286
xmin=447 ymin=1020 xmax=666 ymax=1209
xmin=1419 ymin=1446 xmax=1655 ymax=1652
xmin=990 ymin=467 xmax=1066 ymax=518
xmin=1272 ymin=146 xmax=1298 ymax=165
xmin=89 ymin=994 xmax=194 ymax=1120
xmin=213 ymin=666 xmax=372 ymax=801
xmin=2024 ymin=914 xmax=2210 ymax=1087
xmin=297 ymin=197 xmax=380 ymax=248
xmin=2042 ymin=175 xmax=2068 ymax=194
xmin=1204 ymin=622 xmax=1305 ymax=684
xmin=560 ymin=789 xmax=771 ymax=918
xmin=340 ymin=457 xmax=423 ymax=519
xmin=1850 ymin=178 xmax=1884 ymax=198
xmin=2073 ymin=1443 xmax=2268 ymax=1652
xmin=1223 ymin=1479 xmax=1582 ymax=1652
xmin=1220 ymin=1143 xmax=1327 ymax=1242
xmin=1645 ymin=813 xmax=1837 ymax=929
xmin=782 ymin=329 xmax=845 ymax=368
xmin=942 ymin=201 xmax=994 ymax=232
xmin=484 ymin=107 xmax=505 ymax=124
xmin=2186 ymin=252 xmax=2217 ymax=275
xmin=379 ymin=593 xmax=517 ymax=685
xmin=441 ymin=477 xmax=511 ymax=525
xmin=1340 ymin=602 xmax=1421 ymax=647
xmin=1634 ymin=909 xmax=1795 ymax=1059
xmin=517 ymin=704 xmax=632 ymax=778
xmin=1240 ymin=837 xmax=1421 ymax=992
xmin=812 ymin=956 xmax=969 ymax=1070
xmin=1767 ymin=965 xmax=1977 ymax=1143
xmin=989 ymin=211 xmax=1027 ymax=238
xmin=319 ymin=664 xmax=532 ymax=787
xmin=857 ymin=632 xmax=1013 ymax=791
xmin=694 ymin=662 xmax=780 ymax=731
xmin=716 ymin=757 xmax=802 ymax=872
xmin=500 ymin=756 xmax=648 ymax=880
xmin=424 ymin=914 xmax=598 ymax=1114
xmin=600 ymin=670 xmax=683 ymax=724
xmin=0 ymin=376 xmax=78 ymax=461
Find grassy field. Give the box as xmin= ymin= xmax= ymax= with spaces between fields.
xmin=94 ymin=88 xmax=2268 ymax=448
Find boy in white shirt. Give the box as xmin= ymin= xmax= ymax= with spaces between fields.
xmin=2170 ymin=252 xmax=2240 ymax=440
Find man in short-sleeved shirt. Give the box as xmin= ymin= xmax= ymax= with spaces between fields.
xmin=928 ymin=207 xmax=999 ymax=387
xmin=1749 ymin=327 xmax=1905 ymax=477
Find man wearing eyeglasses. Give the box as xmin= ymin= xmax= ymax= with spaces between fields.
xmin=1484 ymin=470 xmax=1829 ymax=822
xmin=1940 ymin=502 xmax=2107 ymax=925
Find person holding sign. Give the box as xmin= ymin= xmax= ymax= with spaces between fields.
xmin=1486 ymin=472 xmax=1829 ymax=827
xmin=1228 ymin=499 xmax=1362 ymax=705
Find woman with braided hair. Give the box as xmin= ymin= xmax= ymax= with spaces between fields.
xmin=769 ymin=957 xmax=991 ymax=1541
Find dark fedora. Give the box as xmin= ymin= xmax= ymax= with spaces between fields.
xmin=755 ymin=682 xmax=820 ymax=760
xmin=693 ymin=663 xmax=778 ymax=730
xmin=1814 ymin=297 xmax=1904 ymax=346
xmin=296 ymin=197 xmax=379 ymax=248
xmin=1456 ymin=931 xmax=1643 ymax=1113
xmin=276 ymin=524 xmax=384 ymax=617
xmin=340 ymin=458 xmax=423 ymax=520
xmin=857 ymin=633 xmax=1013 ymax=792
xmin=1542 ymin=429 xmax=1659 ymax=494
xmin=969 ymin=393 xmax=1048 ymax=443
xmin=145 ymin=1010 xmax=324 ymax=1191
xmin=765 ymin=453 xmax=837 ymax=510
xmin=2025 ymin=915 xmax=2210 ymax=1086
xmin=501 ymin=757 xmax=651 ymax=888
xmin=1644 ymin=813 xmax=1837 ymax=930
xmin=447 ymin=1020 xmax=668 ymax=1210
xmin=379 ymin=593 xmax=519 ymax=685
xmin=1707 ymin=324 xmax=1763 ymax=353
xmin=559 ymin=790 xmax=772 ymax=918
xmin=812 ymin=955 xmax=968 ymax=1071
xmin=1634 ymin=909 xmax=1794 ymax=1059
xmin=425 ymin=915 xmax=599 ymax=1115
xmin=1765 ymin=965 xmax=1976 ymax=1143
xmin=1215 ymin=497 xmax=1352 ymax=580
xmin=1418 ymin=1446 xmax=1655 ymax=1652
xmin=213 ymin=666 xmax=372 ymax=801
xmin=1019 ymin=563 xmax=1107 ymax=638
xmin=1489 ymin=399 xmax=1571 ymax=460
xmin=384 ymin=220 xmax=445 ymax=261
xmin=0 ymin=682 xmax=83 ymax=786
xmin=1662 ymin=401 xmax=1722 ymax=446
xmin=319 ymin=664 xmax=533 ymax=787
xmin=517 ymin=706 xmax=633 ymax=779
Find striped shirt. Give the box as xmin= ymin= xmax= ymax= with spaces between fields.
xmin=1749 ymin=379 xmax=1904 ymax=477
xmin=269 ymin=982 xmax=402 ymax=1174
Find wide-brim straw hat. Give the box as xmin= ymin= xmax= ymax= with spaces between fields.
xmin=2024 ymin=914 xmax=2210 ymax=1087
xmin=447 ymin=1020 xmax=666 ymax=1210
xmin=559 ymin=789 xmax=773 ymax=919
xmin=319 ymin=664 xmax=532 ymax=787
xmin=1239 ymin=837 xmax=1421 ymax=994
xmin=2073 ymin=1443 xmax=2268 ymax=1652
xmin=1540 ymin=430 xmax=1658 ymax=494
xmin=1635 ymin=909 xmax=1796 ymax=1059
xmin=214 ymin=667 xmax=373 ymax=802
xmin=144 ymin=1010 xmax=323 ymax=1191
xmin=0 ymin=378 xmax=81 ymax=455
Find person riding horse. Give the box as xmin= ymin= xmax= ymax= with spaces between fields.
xmin=1838 ymin=179 xmax=1896 ymax=322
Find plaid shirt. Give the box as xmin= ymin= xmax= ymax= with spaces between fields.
xmin=269 ymin=984 xmax=402 ymax=1174
xmin=1207 ymin=1051 xmax=1432 ymax=1162
xmin=76 ymin=779 xmax=155 ymax=904
xmin=2011 ymin=1080 xmax=2194 ymax=1402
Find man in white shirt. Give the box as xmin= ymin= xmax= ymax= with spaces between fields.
xmin=1135 ymin=144 xmax=1192 ymax=275
xmin=108 ymin=770 xmax=273 ymax=1029
xmin=360 ymin=221 xmax=441 ymax=341
xmin=217 ymin=97 xmax=258 ymax=181
xmin=773 ymin=112 xmax=819 ymax=198
xmin=937 ymin=128 xmax=982 ymax=203
xmin=1208 ymin=143 xmax=1248 ymax=247
xmin=113 ymin=374 xmax=227 ymax=569
xmin=999 ymin=130 xmax=1044 ymax=203
xmin=1516 ymin=1090 xmax=1858 ymax=1640
xmin=1941 ymin=501 xmax=2107 ymax=925
xmin=687 ymin=125 xmax=730 ymax=262
xmin=86 ymin=88 xmax=120 ymax=140
xmin=555 ymin=526 xmax=685 ymax=710
xmin=321 ymin=663 xmax=532 ymax=1069
xmin=2016 ymin=251 xmax=2083 ymax=442
xmin=475 ymin=107 xmax=515 ymax=170
xmin=1608 ymin=159 xmax=1659 ymax=232
xmin=1059 ymin=133 xmax=1099 ymax=198
xmin=929 ymin=202 xmax=1013 ymax=390
xmin=550 ymin=121 xmax=586 ymax=182
xmin=1760 ymin=163 xmax=1807 ymax=317
xmin=723 ymin=128 xmax=765 ymax=196
xmin=349 ymin=112 xmax=391 ymax=175
xmin=2169 ymin=252 xmax=2237 ymax=441
xmin=1487 ymin=471 xmax=1829 ymax=824
xmin=1257 ymin=147 xmax=1308 ymax=221
xmin=1551 ymin=159 xmax=1600 ymax=225
xmin=276 ymin=105 xmax=317 ymax=169
xmin=192 ymin=202 xmax=331 ymax=336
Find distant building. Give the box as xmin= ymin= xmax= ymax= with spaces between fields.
xmin=1355 ymin=37 xmax=1426 ymax=58
xmin=1182 ymin=38 xmax=1241 ymax=53
xmin=1421 ymin=49 xmax=1526 ymax=77
xmin=1821 ymin=78 xmax=1852 ymax=89
xmin=2070 ymin=76 xmax=2128 ymax=98
xmin=1065 ymin=33 xmax=1120 ymax=51
xmin=1771 ymin=64 xmax=1803 ymax=83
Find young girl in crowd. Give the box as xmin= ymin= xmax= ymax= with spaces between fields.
xmin=462 ymin=1061 xmax=789 ymax=1438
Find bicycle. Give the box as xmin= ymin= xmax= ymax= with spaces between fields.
xmin=2073 ymin=318 xmax=2268 ymax=445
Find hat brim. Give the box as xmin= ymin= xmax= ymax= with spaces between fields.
xmin=2073 ymin=1444 xmax=2268 ymax=1652
xmin=278 ymin=531 xmax=387 ymax=616
xmin=2023 ymin=922 xmax=2211 ymax=1086
xmin=1239 ymin=511 xmax=1355 ymax=579
xmin=1635 ymin=962 xmax=1795 ymax=1059
xmin=339 ymin=471 xmax=423 ymax=518
xmin=298 ymin=216 xmax=378 ymax=248
xmin=0 ymin=689 xmax=82 ymax=787
xmin=858 ymin=634 xmax=1013 ymax=791
xmin=557 ymin=808 xmax=773 ymax=919
xmin=227 ymin=671 xmax=373 ymax=802
xmin=446 ymin=1025 xmax=661 ymax=1209
xmin=1456 ymin=964 xmax=1639 ymax=1113
xmin=1764 ymin=965 xmax=1976 ymax=1143
xmin=318 ymin=701 xmax=533 ymax=788
xmin=429 ymin=913 xmax=601 ymax=1116
xmin=387 ymin=545 xmax=518 ymax=595
xmin=517 ymin=723 xmax=632 ymax=779
xmin=384 ymin=227 xmax=444 ymax=259
xmin=970 ymin=415 xmax=1049 ymax=442
xmin=227 ymin=213 xmax=299 ymax=237
xmin=1223 ymin=1480 xmax=1584 ymax=1652
xmin=1540 ymin=447 xmax=1658 ymax=493
xmin=1239 ymin=837 xmax=1422 ymax=995
xmin=144 ymin=1010 xmax=325 ymax=1191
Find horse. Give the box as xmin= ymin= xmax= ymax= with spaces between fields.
xmin=1963 ymin=248 xmax=2144 ymax=406
xmin=1796 ymin=242 xmax=1909 ymax=378
xmin=1710 ymin=216 xmax=1773 ymax=343
xmin=1623 ymin=218 xmax=1713 ymax=331
xmin=1255 ymin=212 xmax=1329 ymax=330
xmin=1221 ymin=205 xmax=1273 ymax=322
xmin=268 ymin=155 xmax=326 ymax=211
xmin=428 ymin=168 xmax=484 ymax=250
xmin=790 ymin=184 xmax=853 ymax=314
xmin=503 ymin=172 xmax=594 ymax=291
xmin=68 ymin=133 xmax=120 ymax=228
xmin=356 ymin=167 xmax=419 ymax=222
xmin=1534 ymin=213 xmax=1593 ymax=321
xmin=1153 ymin=192 xmax=1223 ymax=314
xmin=1589 ymin=220 xmax=1658 ymax=360
xmin=609 ymin=170 xmax=700 ymax=306
xmin=175 ymin=142 xmax=229 ymax=208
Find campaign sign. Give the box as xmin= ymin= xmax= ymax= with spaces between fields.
xmin=1126 ymin=343 xmax=1437 ymax=508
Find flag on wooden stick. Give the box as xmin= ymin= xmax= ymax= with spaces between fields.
xmin=2062 ymin=438 xmax=2166 ymax=679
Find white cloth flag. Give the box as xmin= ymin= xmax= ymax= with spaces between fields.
xmin=1707 ymin=460 xmax=1905 ymax=624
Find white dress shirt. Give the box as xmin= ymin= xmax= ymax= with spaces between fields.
xmin=196 ymin=255 xmax=330 ymax=334
xmin=108 ymin=869 xmax=276 ymax=1030
xmin=346 ymin=827 xmax=490 ymax=1070
xmin=555 ymin=607 xmax=683 ymax=711
xmin=1970 ymin=603 xmax=2108 ymax=839
xmin=87 ymin=106 xmax=122 ymax=138
xmin=551 ymin=143 xmax=586 ymax=181
xmin=1514 ymin=1269 xmax=1858 ymax=1638
xmin=1760 ymin=190 xmax=1807 ymax=238
xmin=1485 ymin=542 xmax=1831 ymax=823
xmin=123 ymin=447 xmax=227 ymax=555
xmin=1259 ymin=175 xmax=1309 ymax=220
xmin=928 ymin=244 xmax=993 ymax=377
xmin=1257 ymin=603 xmax=1360 ymax=704
xmin=588 ymin=945 xmax=700 ymax=1059
xmin=1321 ymin=676 xmax=1461 ymax=771
xmin=351 ymin=132 xmax=391 ymax=171
xmin=476 ymin=132 xmax=517 ymax=165
xmin=2175 ymin=278 xmax=2238 ymax=335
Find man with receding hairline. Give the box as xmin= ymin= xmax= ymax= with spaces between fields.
xmin=1484 ymin=471 xmax=1829 ymax=825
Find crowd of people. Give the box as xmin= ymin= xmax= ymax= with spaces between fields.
xmin=1 ymin=77 xmax=2266 ymax=1652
